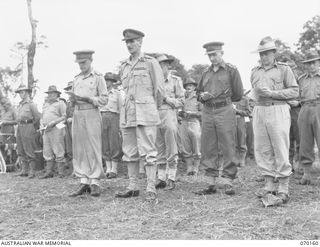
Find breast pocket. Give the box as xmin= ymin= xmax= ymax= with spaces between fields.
xmin=133 ymin=70 xmax=148 ymax=85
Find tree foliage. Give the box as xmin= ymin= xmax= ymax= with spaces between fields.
xmin=296 ymin=15 xmax=320 ymax=54
xmin=187 ymin=64 xmax=209 ymax=84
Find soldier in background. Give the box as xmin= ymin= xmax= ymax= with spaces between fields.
xmin=297 ymin=51 xmax=320 ymax=185
xmin=194 ymin=41 xmax=243 ymax=196
xmin=64 ymin=81 xmax=74 ymax=175
xmin=155 ymin=54 xmax=185 ymax=191
xmin=15 ymin=85 xmax=41 ymax=178
xmin=39 ymin=85 xmax=66 ymax=179
xmin=115 ymin=29 xmax=165 ymax=202
xmin=251 ymin=37 xmax=298 ymax=204
xmin=101 ymin=72 xmax=124 ymax=179
xmin=234 ymin=89 xmax=252 ymax=167
xmin=69 ymin=50 xmax=108 ymax=197
xmin=178 ymin=78 xmax=202 ymax=176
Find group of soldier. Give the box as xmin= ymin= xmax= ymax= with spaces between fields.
xmin=1 ymin=28 xmax=320 ymax=205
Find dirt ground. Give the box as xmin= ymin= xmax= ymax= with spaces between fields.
xmin=0 ymin=159 xmax=320 ymax=240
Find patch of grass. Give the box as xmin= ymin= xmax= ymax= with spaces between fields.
xmin=0 ymin=159 xmax=319 ymax=239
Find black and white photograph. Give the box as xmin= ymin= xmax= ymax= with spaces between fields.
xmin=0 ymin=0 xmax=320 ymax=243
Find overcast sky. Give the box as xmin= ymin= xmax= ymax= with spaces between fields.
xmin=0 ymin=0 xmax=319 ymax=106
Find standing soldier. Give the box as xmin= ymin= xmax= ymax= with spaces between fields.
xmin=234 ymin=89 xmax=252 ymax=167
xmin=115 ymin=29 xmax=165 ymax=202
xmin=39 ymin=85 xmax=66 ymax=179
xmin=155 ymin=54 xmax=185 ymax=191
xmin=101 ymin=72 xmax=124 ymax=179
xmin=194 ymin=42 xmax=243 ymax=196
xmin=64 ymin=81 xmax=74 ymax=175
xmin=69 ymin=50 xmax=108 ymax=197
xmin=15 ymin=85 xmax=41 ymax=178
xmin=251 ymin=37 xmax=298 ymax=204
xmin=178 ymin=78 xmax=202 ymax=176
xmin=297 ymin=51 xmax=320 ymax=185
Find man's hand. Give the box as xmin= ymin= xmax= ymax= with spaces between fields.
xmin=199 ymin=92 xmax=214 ymax=102
xmin=46 ymin=121 xmax=56 ymax=129
xmin=256 ymin=87 xmax=273 ymax=97
xmin=67 ymin=118 xmax=73 ymax=124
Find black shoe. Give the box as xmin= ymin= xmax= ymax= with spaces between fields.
xmin=164 ymin=179 xmax=175 ymax=191
xmin=69 ymin=184 xmax=91 ymax=197
xmin=17 ymin=173 xmax=28 ymax=177
xmin=193 ymin=185 xmax=217 ymax=195
xmin=115 ymin=190 xmax=139 ymax=198
xmin=277 ymin=192 xmax=290 ymax=204
xmin=187 ymin=171 xmax=195 ymax=176
xmin=155 ymin=180 xmax=167 ymax=189
xmin=90 ymin=184 xmax=101 ymax=197
xmin=107 ymin=172 xmax=117 ymax=179
xmin=39 ymin=173 xmax=54 ymax=179
xmin=224 ymin=184 xmax=235 ymax=195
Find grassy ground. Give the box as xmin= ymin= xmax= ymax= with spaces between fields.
xmin=0 ymin=159 xmax=320 ymax=240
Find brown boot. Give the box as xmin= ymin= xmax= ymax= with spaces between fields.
xmin=39 ymin=160 xmax=54 ymax=179
xmin=28 ymin=161 xmax=37 ymax=179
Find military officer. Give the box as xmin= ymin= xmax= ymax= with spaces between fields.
xmin=15 ymin=84 xmax=41 ymax=178
xmin=155 ymin=54 xmax=185 ymax=190
xmin=297 ymin=51 xmax=320 ymax=185
xmin=115 ymin=29 xmax=165 ymax=202
xmin=69 ymin=50 xmax=108 ymax=197
xmin=39 ymin=85 xmax=67 ymax=179
xmin=194 ymin=42 xmax=243 ymax=196
xmin=251 ymin=37 xmax=299 ymax=204
xmin=101 ymin=72 xmax=124 ymax=179
xmin=178 ymin=78 xmax=202 ymax=176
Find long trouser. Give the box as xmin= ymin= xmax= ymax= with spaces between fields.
xmin=156 ymin=109 xmax=178 ymax=181
xmin=253 ymin=104 xmax=292 ymax=178
xmin=235 ymin=116 xmax=247 ymax=164
xmin=122 ymin=126 xmax=158 ymax=193
xmin=200 ymin=104 xmax=237 ymax=182
xmin=289 ymin=106 xmax=300 ymax=165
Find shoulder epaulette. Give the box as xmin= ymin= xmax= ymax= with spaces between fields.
xmin=143 ymin=54 xmax=153 ymax=60
xmin=93 ymin=70 xmax=102 ymax=76
xmin=298 ymin=73 xmax=308 ymax=81
xmin=251 ymin=66 xmax=260 ymax=72
xmin=120 ymin=59 xmax=128 ymax=65
xmin=225 ymin=63 xmax=237 ymax=70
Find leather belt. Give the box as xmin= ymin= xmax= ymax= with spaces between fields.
xmin=255 ymin=101 xmax=287 ymax=106
xmin=75 ymin=104 xmax=96 ymax=110
xmin=18 ymin=119 xmax=33 ymax=124
xmin=204 ymin=98 xmax=231 ymax=109
xmin=101 ymin=111 xmax=119 ymax=114
xmin=301 ymin=99 xmax=320 ymax=106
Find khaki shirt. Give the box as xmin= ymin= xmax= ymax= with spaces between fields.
xmin=0 ymin=108 xmax=17 ymax=134
xmin=182 ymin=91 xmax=202 ymax=121
xmin=298 ymin=72 xmax=320 ymax=103
xmin=160 ymin=73 xmax=185 ymax=110
xmin=250 ymin=61 xmax=299 ymax=102
xmin=16 ymin=99 xmax=41 ymax=123
xmin=100 ymin=86 xmax=124 ymax=114
xmin=119 ymin=52 xmax=165 ymax=128
xmin=73 ymin=68 xmax=108 ymax=107
xmin=41 ymin=99 xmax=67 ymax=125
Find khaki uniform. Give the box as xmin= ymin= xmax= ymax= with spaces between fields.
xmin=179 ymin=90 xmax=202 ymax=173
xmin=101 ymin=85 xmax=124 ymax=173
xmin=120 ymin=53 xmax=165 ymax=193
xmin=197 ymin=61 xmax=243 ymax=182
xmin=234 ymin=96 xmax=251 ymax=165
xmin=65 ymin=101 xmax=74 ymax=166
xmin=251 ymin=62 xmax=299 ymax=182
xmin=156 ymin=73 xmax=184 ymax=182
xmin=41 ymin=99 xmax=66 ymax=163
xmin=72 ymin=69 xmax=108 ymax=185
xmin=16 ymin=99 xmax=41 ymax=175
xmin=298 ymin=72 xmax=320 ymax=168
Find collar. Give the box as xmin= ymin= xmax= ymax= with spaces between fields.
xmin=209 ymin=60 xmax=226 ymax=71
xmin=307 ymin=71 xmax=320 ymax=78
xmin=125 ymin=52 xmax=145 ymax=65
xmin=19 ymin=98 xmax=31 ymax=105
xmin=257 ymin=60 xmax=278 ymax=70
xmin=82 ymin=68 xmax=94 ymax=79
